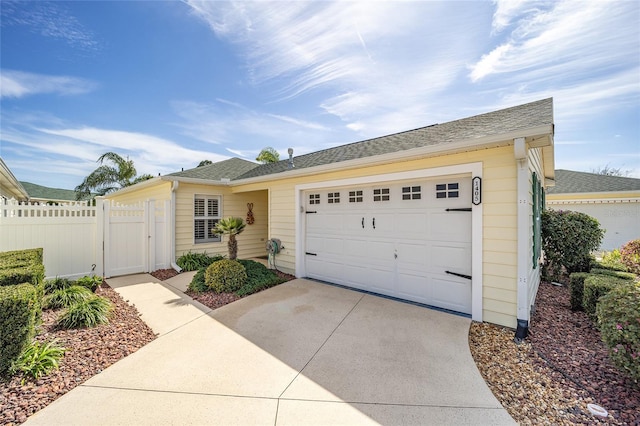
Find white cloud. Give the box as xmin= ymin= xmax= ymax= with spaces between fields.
xmin=186 ymin=1 xmax=491 ymax=135
xmin=1 ymin=1 xmax=99 ymax=51
xmin=470 ymin=1 xmax=639 ymax=83
xmin=0 ymin=70 xmax=97 ymax=99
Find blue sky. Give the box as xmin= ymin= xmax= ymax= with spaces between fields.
xmin=1 ymin=0 xmax=639 ymax=190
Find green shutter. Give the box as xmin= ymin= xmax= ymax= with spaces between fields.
xmin=532 ymin=172 xmax=542 ymax=268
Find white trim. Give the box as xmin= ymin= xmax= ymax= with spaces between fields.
xmin=294 ymin=162 xmax=483 ymax=322
xmin=547 ymin=197 xmax=640 ymax=204
xmin=515 ymin=145 xmax=529 ymax=323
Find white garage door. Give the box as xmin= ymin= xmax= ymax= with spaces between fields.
xmin=305 ymin=176 xmax=472 ymax=314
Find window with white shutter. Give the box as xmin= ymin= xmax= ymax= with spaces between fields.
xmin=194 ymin=195 xmax=222 ymax=243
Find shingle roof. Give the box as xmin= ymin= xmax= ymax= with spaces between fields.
xmin=167 ymin=158 xmax=259 ymax=180
xmin=20 ymin=181 xmax=77 ymax=201
xmin=236 ymin=98 xmax=554 ymax=180
xmin=547 ymin=169 xmax=640 ymax=194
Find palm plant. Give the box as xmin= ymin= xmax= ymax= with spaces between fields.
xmin=256 ymin=147 xmax=280 ymax=164
xmin=212 ymin=217 xmax=246 ymax=260
xmin=75 ymin=152 xmax=153 ymax=200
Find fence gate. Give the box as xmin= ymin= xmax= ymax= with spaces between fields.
xmin=99 ymin=199 xmax=171 ymax=278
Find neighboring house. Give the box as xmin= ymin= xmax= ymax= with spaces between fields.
xmin=1 ymin=157 xmax=29 ymax=203
xmin=107 ymin=98 xmax=555 ymax=335
xmin=546 ymin=170 xmax=640 ymax=251
xmin=19 ymin=181 xmax=78 ymax=204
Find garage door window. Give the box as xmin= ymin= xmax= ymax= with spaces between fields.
xmin=402 ymin=186 xmax=422 ymax=200
xmin=328 ymin=192 xmax=340 ymax=204
xmin=349 ymin=190 xmax=363 ymax=203
xmin=373 ymin=188 xmax=390 ymax=202
xmin=194 ymin=195 xmax=221 ymax=243
xmin=309 ymin=194 xmax=320 ymax=205
xmin=436 ymin=183 xmax=459 ymax=199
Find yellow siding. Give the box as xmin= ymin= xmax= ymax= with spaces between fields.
xmin=175 ymin=183 xmax=268 ymax=260
xmin=107 ymin=181 xmax=172 ymax=205
xmin=234 ymin=145 xmax=521 ymax=328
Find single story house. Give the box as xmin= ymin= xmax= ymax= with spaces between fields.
xmin=546 ymin=170 xmax=640 ymax=251
xmin=106 ymin=98 xmax=556 ymax=335
xmin=1 ymin=157 xmax=29 ymax=203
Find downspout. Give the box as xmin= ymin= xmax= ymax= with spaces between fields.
xmin=170 ymin=181 xmax=182 ymax=273
xmin=514 ymin=137 xmax=529 ymax=343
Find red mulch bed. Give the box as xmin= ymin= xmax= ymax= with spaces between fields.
xmin=528 ymin=281 xmax=640 ymax=424
xmin=0 ymin=283 xmax=156 ymax=425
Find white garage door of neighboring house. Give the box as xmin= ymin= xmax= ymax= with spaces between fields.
xmin=304 ymin=176 xmax=472 ymax=315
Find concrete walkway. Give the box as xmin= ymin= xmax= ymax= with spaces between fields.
xmin=24 ymin=273 xmax=515 ymax=425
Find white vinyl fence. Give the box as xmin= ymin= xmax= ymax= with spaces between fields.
xmin=0 ymin=197 xmax=171 ymax=279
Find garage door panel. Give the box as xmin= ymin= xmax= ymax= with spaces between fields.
xmin=396 ymin=273 xmax=430 ymax=304
xmin=430 ymin=243 xmax=471 ymax=274
xmin=307 ymin=257 xmax=343 ymax=282
xmin=396 ymin=242 xmax=428 ymax=268
xmin=365 ymin=240 xmax=395 ymax=262
xmin=344 ymin=213 xmax=368 ymax=233
xmin=343 ymin=239 xmax=371 ymax=259
xmin=395 ymin=213 xmax=428 ymax=235
xmin=431 ymin=275 xmax=471 ymax=314
xmin=429 ymin=212 xmax=471 ymax=242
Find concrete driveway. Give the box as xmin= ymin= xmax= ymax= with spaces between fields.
xmin=25 ymin=276 xmax=514 ymax=425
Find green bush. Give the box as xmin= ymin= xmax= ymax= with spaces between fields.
xmin=75 ymin=275 xmax=103 ymax=292
xmin=0 ymin=283 xmax=39 ymax=376
xmin=583 ymin=274 xmax=629 ymax=319
xmin=187 ymin=268 xmax=209 ymax=293
xmin=177 ymin=251 xmax=224 ymax=271
xmin=44 ymin=277 xmax=72 ymax=295
xmin=596 ymin=282 xmax=640 ymax=382
xmin=0 ymin=248 xmax=45 ymax=288
xmin=590 ymin=268 xmax=636 ymax=281
xmin=598 ymin=249 xmax=628 ymax=272
xmin=569 ymin=272 xmax=591 ymax=311
xmin=10 ymin=339 xmax=65 ymax=382
xmin=205 ymin=259 xmax=247 ymax=293
xmin=541 ymin=210 xmax=604 ymax=279
xmin=57 ymin=296 xmax=112 ymax=329
xmin=236 ymin=260 xmax=284 ymax=296
xmin=620 ymin=239 xmax=640 ymax=275
xmin=43 ymin=285 xmax=94 ymax=309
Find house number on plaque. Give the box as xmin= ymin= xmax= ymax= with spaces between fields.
xmin=472 ymin=177 xmax=482 ymax=205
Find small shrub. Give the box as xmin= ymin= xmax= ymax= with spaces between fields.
xmin=0 ymin=283 xmax=39 ymax=376
xmin=597 ymin=282 xmax=640 ymax=382
xmin=187 ymin=268 xmax=209 ymax=293
xmin=10 ymin=339 xmax=65 ymax=382
xmin=620 ymin=239 xmax=640 ymax=275
xmin=205 ymin=260 xmax=247 ymax=293
xmin=43 ymin=285 xmax=94 ymax=309
xmin=583 ymin=275 xmax=629 ymax=319
xmin=590 ymin=268 xmax=636 ymax=281
xmin=57 ymin=296 xmax=112 ymax=329
xmin=177 ymin=252 xmax=224 ymax=271
xmin=44 ymin=277 xmax=72 ymax=295
xmin=236 ymin=260 xmax=284 ymax=296
xmin=75 ymin=275 xmax=103 ymax=292
xmin=542 ymin=210 xmax=604 ymax=279
xmin=598 ymin=249 xmax=628 ymax=272
xmin=569 ymin=272 xmax=591 ymax=311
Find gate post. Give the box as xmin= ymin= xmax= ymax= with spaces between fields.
xmin=147 ymin=199 xmax=156 ymax=273
xmin=95 ymin=197 xmax=107 ymax=278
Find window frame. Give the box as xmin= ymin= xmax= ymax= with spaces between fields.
xmin=194 ymin=194 xmax=222 ymax=244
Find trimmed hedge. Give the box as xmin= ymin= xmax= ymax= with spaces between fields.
xmin=569 ymin=272 xmax=591 ymax=311
xmin=0 ymin=248 xmax=45 ymax=289
xmin=583 ymin=275 xmax=629 ymax=319
xmin=590 ymin=268 xmax=636 ymax=281
xmin=0 ymin=283 xmax=39 ymax=376
xmin=596 ymin=282 xmax=640 ymax=382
